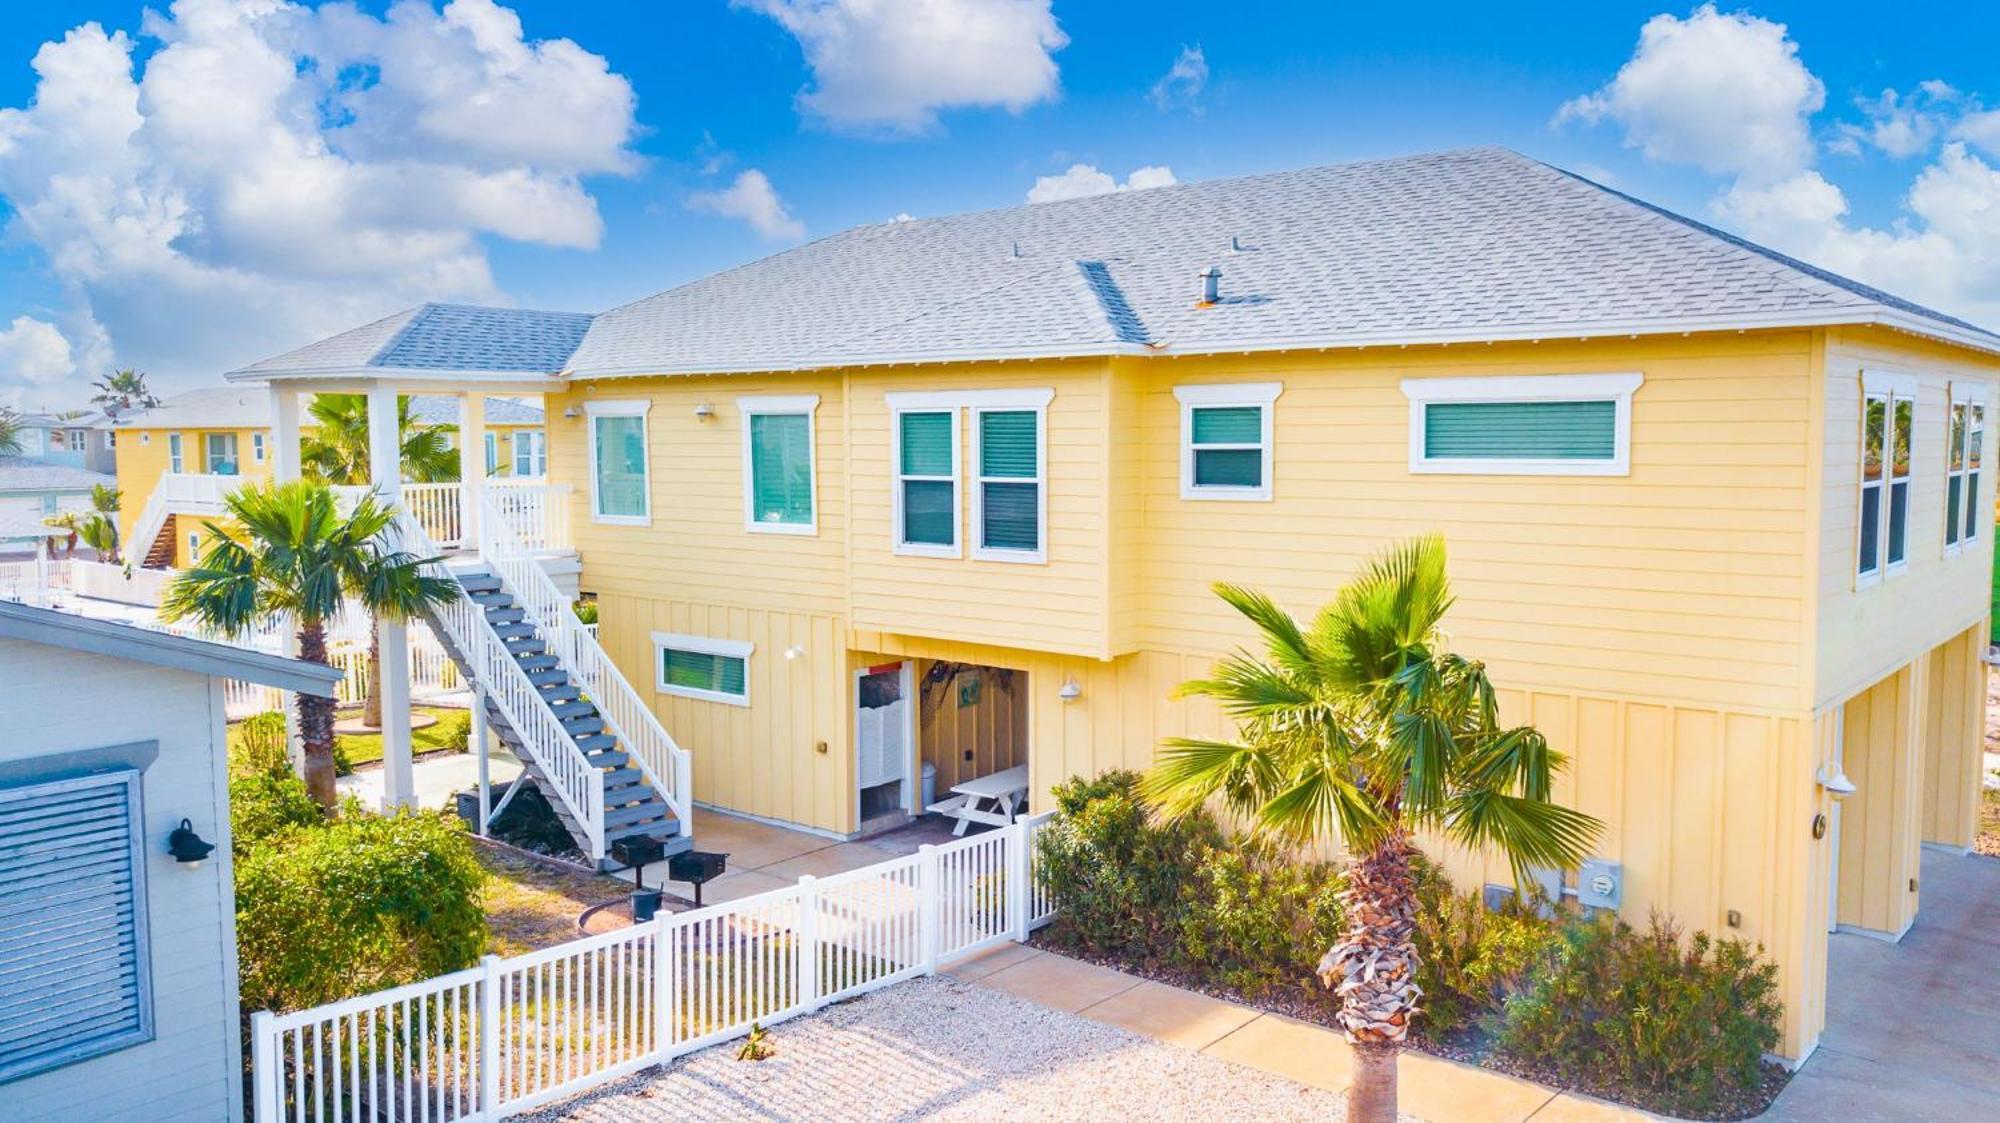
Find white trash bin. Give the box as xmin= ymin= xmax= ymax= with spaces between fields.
xmin=920 ymin=761 xmax=937 ymax=811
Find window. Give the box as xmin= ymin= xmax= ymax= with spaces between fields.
xmin=1175 ymin=384 xmax=1282 ymax=500
xmin=1859 ymin=371 xmax=1919 ymax=583
xmin=0 ymin=769 xmax=154 ymax=1083
xmin=106 ymin=430 xmax=116 ymax=449
xmin=166 ymin=432 xmax=183 ymax=473
xmin=1400 ymin=373 xmax=1643 ymax=476
xmin=252 ymin=432 xmax=266 ymax=463
xmin=40 ymin=494 xmax=57 ymax=515
xmin=895 ymin=410 xmax=959 ymax=555
xmin=512 ymin=431 xmax=547 ymax=478
xmin=972 ymin=408 xmax=1044 ymax=560
xmin=1947 ymin=383 xmax=1986 ymax=553
xmin=205 ymin=432 xmax=239 ymax=475
xmin=65 ymin=428 xmax=85 ymax=449
xmin=738 ymin=396 xmax=818 ymax=534
xmin=585 ymin=401 xmax=651 ymax=524
xmin=652 ymin=632 xmax=751 ymax=705
xmin=186 ymin=531 xmax=201 ymax=559
xmin=484 ymin=432 xmax=500 ymax=476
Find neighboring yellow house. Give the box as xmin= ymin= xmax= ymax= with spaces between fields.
xmin=227 ymin=148 xmax=1998 ymax=1065
xmin=110 ymin=386 xmax=544 ymax=567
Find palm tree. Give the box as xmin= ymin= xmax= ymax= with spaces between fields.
xmin=0 ymin=408 xmax=22 ymax=456
xmin=1143 ymin=537 xmax=1601 ymax=1123
xmin=161 ymin=480 xmax=458 ymax=808
xmin=300 ymin=392 xmax=460 ymax=727
xmin=46 ymin=484 xmax=124 ymax=562
xmin=90 ymin=368 xmax=159 ymax=416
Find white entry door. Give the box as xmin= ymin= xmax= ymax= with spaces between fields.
xmin=855 ymin=662 xmax=914 ymax=801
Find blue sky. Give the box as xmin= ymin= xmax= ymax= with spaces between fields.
xmin=0 ymin=1 xmax=1996 ymax=403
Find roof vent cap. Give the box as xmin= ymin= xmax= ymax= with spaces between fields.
xmin=1198 ymin=266 xmax=1222 ymax=305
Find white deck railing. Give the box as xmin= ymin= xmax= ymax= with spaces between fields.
xmin=486 ymin=482 xmax=570 ymax=554
xmin=250 ymin=813 xmax=1058 ymax=1122
xmin=473 ymin=489 xmax=691 ymax=836
xmin=128 ymin=472 xmax=240 ymax=562
xmin=395 ymin=509 xmax=605 ymax=858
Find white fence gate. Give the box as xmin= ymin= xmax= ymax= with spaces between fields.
xmin=251 ymin=813 xmax=1058 ymax=1122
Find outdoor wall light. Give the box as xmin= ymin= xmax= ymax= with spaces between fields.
xmin=1815 ymin=762 xmax=1857 ymax=801
xmin=784 ymin=644 xmax=806 ymax=661
xmin=561 ymin=405 xmax=582 ymax=420
xmin=168 ymin=818 xmax=215 ymax=867
xmin=1058 ymin=677 xmax=1082 ymax=703
xmin=694 ymin=402 xmax=716 ymax=422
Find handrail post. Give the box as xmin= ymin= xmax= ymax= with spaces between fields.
xmin=1008 ymin=821 xmax=1031 ymax=943
xmin=798 ymin=876 xmax=821 ymax=1011
xmin=654 ymin=908 xmax=675 ymax=1063
xmin=250 ymin=1009 xmax=277 ymax=1123
xmin=478 ymin=954 xmax=501 ymax=1117
xmin=919 ymin=844 xmax=940 ymax=974
xmin=675 ymin=752 xmax=693 ymax=837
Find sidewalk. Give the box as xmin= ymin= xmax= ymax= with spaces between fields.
xmin=946 ymin=944 xmax=1659 ymax=1123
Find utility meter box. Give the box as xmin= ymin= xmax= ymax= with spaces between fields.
xmin=1578 ymin=857 xmax=1623 ymax=911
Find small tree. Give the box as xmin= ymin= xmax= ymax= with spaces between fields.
xmin=90 ymin=368 xmax=160 ymax=416
xmin=161 ymin=480 xmax=458 ymax=807
xmin=1144 ymin=537 xmax=1601 ymax=1123
xmin=0 ymin=408 xmax=22 ymax=456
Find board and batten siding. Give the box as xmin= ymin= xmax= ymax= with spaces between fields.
xmin=0 ymin=637 xmax=242 ymax=1122
xmin=1920 ymin=623 xmax=1986 ymax=850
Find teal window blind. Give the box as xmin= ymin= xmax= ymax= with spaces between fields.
xmin=899 ymin=411 xmax=956 ymax=547
xmin=1423 ymin=400 xmax=1617 ymax=461
xmin=593 ymin=414 xmax=648 ymax=518
xmin=1189 ymin=405 xmax=1265 ymax=489
xmin=661 ymin=647 xmax=748 ymax=699
xmin=749 ymin=413 xmax=813 ymax=526
xmin=0 ymin=770 xmax=153 ymax=1083
xmin=978 ymin=410 xmax=1040 ymax=553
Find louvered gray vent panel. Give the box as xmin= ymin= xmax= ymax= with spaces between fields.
xmin=0 ymin=770 xmax=152 ymax=1083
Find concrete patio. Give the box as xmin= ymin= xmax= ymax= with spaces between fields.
xmin=641 ymin=806 xmax=967 ymax=905
xmin=1760 ymin=849 xmax=2000 ymax=1120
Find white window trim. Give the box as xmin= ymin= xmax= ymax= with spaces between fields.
xmin=1945 ymin=379 xmax=1989 ymax=558
xmin=512 ymin=430 xmax=547 ymax=477
xmin=1400 ymin=372 xmax=1643 ymax=477
xmin=1175 ymin=383 xmax=1282 ymax=501
xmin=652 ymin=631 xmax=752 ymax=706
xmin=584 ymin=399 xmax=652 ymax=526
xmin=206 ymin=431 xmax=238 ymax=472
xmin=970 ymin=403 xmax=1048 ymax=564
xmin=1857 ymin=370 xmax=1920 ymax=586
xmin=737 ymin=394 xmax=820 ymax=536
xmin=885 ymin=389 xmax=1054 ymax=559
xmin=166 ymin=431 xmax=183 ymax=473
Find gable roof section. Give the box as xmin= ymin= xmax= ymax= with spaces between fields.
xmin=113 ymin=387 xmax=542 ymax=430
xmin=0 ymin=602 xmax=343 ymax=696
xmin=232 ymin=303 xmax=591 ymax=380
xmin=0 ymin=457 xmax=117 ymax=493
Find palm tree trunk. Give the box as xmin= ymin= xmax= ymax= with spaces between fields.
xmin=1318 ymin=834 xmax=1419 ymax=1123
xmin=295 ymin=622 xmax=339 ymax=809
xmin=362 ymin=613 xmax=382 ymax=729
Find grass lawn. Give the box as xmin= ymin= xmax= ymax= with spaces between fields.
xmin=475 ymin=838 xmax=628 ymax=955
xmin=334 ymin=705 xmax=470 ymax=769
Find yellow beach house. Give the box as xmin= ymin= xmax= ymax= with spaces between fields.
xmin=222 ymin=148 xmax=1996 ymax=1065
xmin=109 ymin=382 xmax=545 ymax=568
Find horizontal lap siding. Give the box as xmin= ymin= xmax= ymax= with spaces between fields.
xmin=1131 ymin=336 xmax=1817 ymax=712
xmin=1816 ymin=327 xmax=2000 ymax=706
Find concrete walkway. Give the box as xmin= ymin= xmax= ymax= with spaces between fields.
xmin=335 ymin=745 xmax=523 ymax=810
xmin=1760 ymin=850 xmax=2000 ymax=1120
xmin=945 ymin=943 xmax=1658 ymax=1123
xmin=638 ymin=806 xmax=965 ymax=904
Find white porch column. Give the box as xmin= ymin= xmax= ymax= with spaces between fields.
xmin=367 ymin=382 xmax=415 ymax=811
xmin=270 ymin=386 xmax=302 ymax=483
xmin=458 ymin=393 xmax=486 ymax=550
xmin=472 ymin=687 xmax=491 ymax=836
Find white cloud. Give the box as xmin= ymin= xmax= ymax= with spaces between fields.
xmin=688 ymin=169 xmax=806 ymax=240
xmin=1554 ymin=4 xmax=1823 ymax=182
xmin=0 ymin=0 xmax=638 ymax=389
xmin=1026 ymin=163 xmax=1176 ymax=204
xmin=1148 ymin=45 xmax=1207 ymax=112
xmin=0 ymin=316 xmax=76 ymax=400
xmin=739 ymin=0 xmax=1066 ymax=134
xmin=1563 ymin=6 xmax=2000 ymax=329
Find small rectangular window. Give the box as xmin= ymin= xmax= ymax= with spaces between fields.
xmin=251 ymin=432 xmax=266 ymax=463
xmin=0 ymin=770 xmax=153 ymax=1083
xmin=896 ymin=410 xmax=959 ymax=554
xmin=512 ymin=431 xmax=547 ymax=478
xmin=739 ymin=397 xmax=818 ymax=534
xmin=484 ymin=432 xmax=500 ymax=475
xmin=1860 ymin=371 xmax=1919 ymax=584
xmin=974 ymin=408 xmax=1043 ymax=559
xmin=167 ymin=432 xmax=183 ymax=473
xmin=1860 ymin=391 xmax=1888 ymax=577
xmin=1402 ymin=374 xmax=1641 ymax=476
xmin=652 ymin=632 xmax=751 ymax=705
xmin=1948 ymin=385 xmax=1986 ymax=552
xmin=1176 ymin=384 xmax=1281 ymax=500
xmin=587 ymin=403 xmax=651 ymax=524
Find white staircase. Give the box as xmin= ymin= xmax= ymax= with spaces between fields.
xmin=129 ymin=474 xmax=237 ymax=566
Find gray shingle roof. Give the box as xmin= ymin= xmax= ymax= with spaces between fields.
xmin=0 ymin=457 xmax=117 ymax=493
xmin=407 ymin=395 xmax=544 ymax=426
xmin=232 ymin=303 xmax=591 ymax=379
xmin=231 ymin=148 xmax=2000 ymax=385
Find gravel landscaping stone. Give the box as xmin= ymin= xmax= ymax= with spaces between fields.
xmin=523 ymin=974 xmax=1384 ymax=1122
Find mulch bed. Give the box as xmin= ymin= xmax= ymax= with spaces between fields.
xmin=1029 ymin=929 xmax=1790 ymax=1121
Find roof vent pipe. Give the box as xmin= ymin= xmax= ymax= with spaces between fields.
xmin=1198 ymin=266 xmax=1221 ymax=305
xmin=1230 ymin=235 xmax=1246 ymax=253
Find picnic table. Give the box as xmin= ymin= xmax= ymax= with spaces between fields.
xmin=925 ymin=764 xmax=1030 ymax=836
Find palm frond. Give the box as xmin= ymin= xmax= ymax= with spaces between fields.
xmin=1210 ymin=582 xmax=1320 ymax=681
xmin=1442 ymin=789 xmax=1602 ymax=884
xmin=1144 ymin=737 xmax=1281 ymax=821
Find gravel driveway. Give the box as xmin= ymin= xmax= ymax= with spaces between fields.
xmin=523 ymin=974 xmax=1356 ymax=1122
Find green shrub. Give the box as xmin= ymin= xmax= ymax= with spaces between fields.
xmin=1035 ymin=770 xmax=1220 ymax=962
xmin=1412 ymin=860 xmax=1562 ymax=1035
xmin=1498 ymin=913 xmax=1781 ymax=1114
xmin=429 ymin=707 xmax=472 ymax=753
xmin=236 ymin=808 xmax=488 ymax=1013
xmin=1175 ymin=841 xmax=1344 ymax=998
xmin=230 ymin=711 xmax=290 ymax=779
xmin=228 ymin=771 xmax=324 ymax=855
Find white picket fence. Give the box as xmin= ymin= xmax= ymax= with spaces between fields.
xmin=250 ymin=812 xmax=1059 ymax=1122
xmin=221 ymin=622 xmax=465 ymax=718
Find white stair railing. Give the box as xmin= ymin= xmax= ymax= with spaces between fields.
xmin=487 ymin=481 xmax=572 ymax=553
xmin=402 ymin=482 xmax=463 ymax=548
xmin=393 ymin=509 xmax=606 ymax=858
xmin=129 ymin=473 xmax=236 ymax=563
xmin=474 ymin=489 xmax=692 ymax=836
